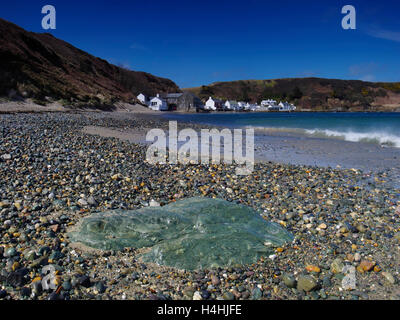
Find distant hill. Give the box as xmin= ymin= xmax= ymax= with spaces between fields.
xmin=186 ymin=78 xmax=400 ymax=111
xmin=0 ymin=18 xmax=180 ymax=108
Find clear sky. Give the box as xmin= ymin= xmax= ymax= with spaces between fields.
xmin=2 ymin=0 xmax=400 ymax=88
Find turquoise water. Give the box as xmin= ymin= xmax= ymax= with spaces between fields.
xmin=162 ymin=112 xmax=400 ymax=147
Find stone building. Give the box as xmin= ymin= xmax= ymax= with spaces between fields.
xmin=160 ymin=92 xmax=203 ymax=112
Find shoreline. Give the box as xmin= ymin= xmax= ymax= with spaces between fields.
xmin=80 ymin=112 xmax=400 ymax=189
xmin=1 ymin=100 xmax=400 ymax=114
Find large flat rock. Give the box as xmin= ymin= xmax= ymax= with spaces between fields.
xmin=68 ymin=197 xmax=293 ymax=270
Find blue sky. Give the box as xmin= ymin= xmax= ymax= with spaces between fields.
xmin=2 ymin=0 xmax=400 ymax=88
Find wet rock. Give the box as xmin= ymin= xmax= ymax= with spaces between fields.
xmin=77 ymin=198 xmax=88 ymax=207
xmin=62 ymin=281 xmax=72 ymax=291
xmin=382 ymin=272 xmax=396 ymax=284
xmin=6 ymin=271 xmax=26 ymax=287
xmin=20 ymin=287 xmax=31 ymax=297
xmin=0 ymin=290 xmax=7 ymax=299
xmin=78 ymin=275 xmax=91 ymax=288
xmin=1 ymin=154 xmax=11 ymax=160
xmin=201 ymin=290 xmax=210 ymax=299
xmin=282 ymin=274 xmax=296 ymax=288
xmin=211 ymin=275 xmax=220 ymax=286
xmin=331 ymin=258 xmax=344 ymax=274
xmin=95 ymin=281 xmax=106 ymax=294
xmin=297 ymin=275 xmax=318 ymax=292
xmin=4 ymin=247 xmax=17 ymax=258
xmin=358 ymin=260 xmax=375 ymax=272
xmin=32 ymin=280 xmax=43 ymax=295
xmin=223 ymin=291 xmax=235 ymax=300
xmin=87 ymin=196 xmax=97 ymax=206
xmin=251 ymin=287 xmax=262 ymax=299
xmin=48 ymin=292 xmax=64 ymax=300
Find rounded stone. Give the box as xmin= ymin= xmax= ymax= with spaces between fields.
xmin=282 ymin=273 xmax=297 ymax=288
xmin=297 ymin=275 xmax=318 ymax=292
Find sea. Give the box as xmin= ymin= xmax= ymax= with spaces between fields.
xmin=161 ymin=112 xmax=400 ymax=148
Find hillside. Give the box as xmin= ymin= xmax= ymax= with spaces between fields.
xmin=2 ymin=18 xmax=400 ymax=112
xmin=0 ymin=18 xmax=180 ymax=108
xmin=186 ymin=78 xmax=400 ymax=111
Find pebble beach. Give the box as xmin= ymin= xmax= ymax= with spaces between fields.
xmin=0 ymin=110 xmax=400 ymax=300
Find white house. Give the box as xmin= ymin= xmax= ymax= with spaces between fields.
xmin=261 ymin=99 xmax=277 ymax=108
xmin=149 ymin=94 xmax=168 ymax=111
xmin=278 ymin=101 xmax=296 ymax=111
xmin=225 ymin=100 xmax=239 ymax=111
xmin=137 ymin=93 xmax=148 ymax=105
xmin=205 ymin=97 xmax=222 ymax=111
xmin=245 ymin=103 xmax=259 ymax=111
xmin=237 ymin=102 xmax=246 ymax=111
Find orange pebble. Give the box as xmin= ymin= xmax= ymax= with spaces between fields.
xmin=306 ymin=265 xmax=321 ymax=273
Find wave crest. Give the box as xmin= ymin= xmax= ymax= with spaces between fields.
xmin=305 ymin=129 xmax=400 ymax=147
xmin=248 ymin=126 xmax=400 ymax=148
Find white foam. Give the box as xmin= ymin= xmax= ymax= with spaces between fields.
xmin=247 ymin=126 xmax=400 ymax=148
xmin=305 ymin=129 xmax=400 ymax=147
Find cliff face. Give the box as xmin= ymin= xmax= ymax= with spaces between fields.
xmin=0 ymin=18 xmax=180 ymax=107
xmin=186 ymin=78 xmax=400 ymax=111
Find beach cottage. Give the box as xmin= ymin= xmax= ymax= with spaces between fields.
xmin=224 ymin=100 xmax=239 ymax=111
xmin=237 ymin=102 xmax=246 ymax=111
xmin=149 ymin=94 xmax=168 ymax=111
xmin=245 ymin=102 xmax=258 ymax=111
xmin=278 ymin=101 xmax=296 ymax=111
xmin=205 ymin=97 xmax=223 ymax=111
xmin=137 ymin=93 xmax=148 ymax=105
xmin=261 ymin=99 xmax=276 ymax=107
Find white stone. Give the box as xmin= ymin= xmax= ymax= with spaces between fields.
xmin=342 ymin=273 xmax=356 ymax=290
xmin=341 ymin=265 xmax=356 ymax=290
xmin=149 ymin=199 xmax=160 ymax=207
xmin=78 ymin=198 xmax=88 ymax=206
xmin=193 ymin=291 xmax=202 ymax=300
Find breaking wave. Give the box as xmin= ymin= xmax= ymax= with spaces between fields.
xmin=250 ymin=126 xmax=400 ymax=148
xmin=304 ymin=129 xmax=400 ymax=147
